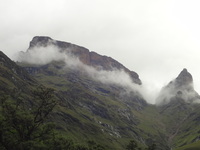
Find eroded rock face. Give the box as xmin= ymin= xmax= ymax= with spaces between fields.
xmin=27 ymin=36 xmax=141 ymax=84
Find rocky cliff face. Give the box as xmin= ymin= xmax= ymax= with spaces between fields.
xmin=27 ymin=36 xmax=141 ymax=84
xmin=156 ymin=68 xmax=200 ymax=105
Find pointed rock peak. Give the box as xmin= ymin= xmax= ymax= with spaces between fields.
xmin=29 ymin=36 xmax=55 ymax=49
xmin=176 ymin=68 xmax=193 ymax=86
xmin=156 ymin=68 xmax=199 ymax=105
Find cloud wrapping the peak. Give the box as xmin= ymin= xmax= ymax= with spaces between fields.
xmin=156 ymin=79 xmax=200 ymax=105
xmin=17 ymin=46 xmax=66 ymax=65
xmin=16 ymin=45 xmax=200 ymax=105
xmin=16 ymin=46 xmax=153 ymax=102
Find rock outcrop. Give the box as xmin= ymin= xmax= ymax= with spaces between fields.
xmin=27 ymin=36 xmax=141 ymax=84
xmin=156 ymin=68 xmax=200 ymax=105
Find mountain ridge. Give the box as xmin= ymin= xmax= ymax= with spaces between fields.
xmin=25 ymin=36 xmax=141 ymax=85
xmin=1 ymin=36 xmax=200 ymax=149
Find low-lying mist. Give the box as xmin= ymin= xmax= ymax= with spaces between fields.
xmin=17 ymin=46 xmax=158 ymax=104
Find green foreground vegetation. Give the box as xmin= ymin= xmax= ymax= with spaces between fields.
xmin=0 ymin=86 xmax=157 ymax=150
xmin=0 ymin=86 xmax=107 ymax=150
xmin=1 ymin=50 xmax=200 ymax=149
xmin=175 ymin=141 xmax=200 ymax=150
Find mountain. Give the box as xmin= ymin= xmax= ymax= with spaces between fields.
xmin=14 ymin=37 xmax=200 ymax=149
xmin=1 ymin=36 xmax=200 ymax=149
xmin=16 ymin=37 xmax=151 ymax=149
xmin=25 ymin=36 xmax=141 ymax=85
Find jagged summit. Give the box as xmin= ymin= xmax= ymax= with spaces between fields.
xmin=26 ymin=36 xmax=141 ymax=84
xmin=166 ymin=68 xmax=194 ymax=91
xmin=156 ymin=68 xmax=199 ymax=105
xmin=176 ymin=68 xmax=193 ymax=87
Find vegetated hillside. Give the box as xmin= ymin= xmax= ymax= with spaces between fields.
xmin=175 ymin=141 xmax=200 ymax=150
xmin=0 ymin=51 xmax=59 ymax=150
xmin=17 ymin=36 xmax=200 ymax=150
xmin=0 ymin=51 xmax=35 ymax=92
xmin=2 ymin=36 xmax=200 ymax=149
xmin=17 ymin=36 xmax=168 ymax=149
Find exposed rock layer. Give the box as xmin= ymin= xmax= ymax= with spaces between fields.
xmin=28 ymin=36 xmax=141 ymax=84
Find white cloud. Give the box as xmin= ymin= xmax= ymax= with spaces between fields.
xmin=17 ymin=45 xmax=158 ymax=103
xmin=17 ymin=46 xmax=66 ymax=65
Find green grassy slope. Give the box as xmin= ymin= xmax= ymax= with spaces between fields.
xmin=17 ymin=60 xmax=200 ymax=150
xmin=18 ymin=61 xmax=169 ymax=149
xmin=176 ymin=141 xmax=200 ymax=150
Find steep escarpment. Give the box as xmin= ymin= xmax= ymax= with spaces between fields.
xmin=25 ymin=36 xmax=141 ymax=84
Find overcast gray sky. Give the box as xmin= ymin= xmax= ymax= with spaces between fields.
xmin=1 ymin=0 xmax=200 ymax=103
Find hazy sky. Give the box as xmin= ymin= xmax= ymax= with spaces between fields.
xmin=1 ymin=0 xmax=200 ymax=102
